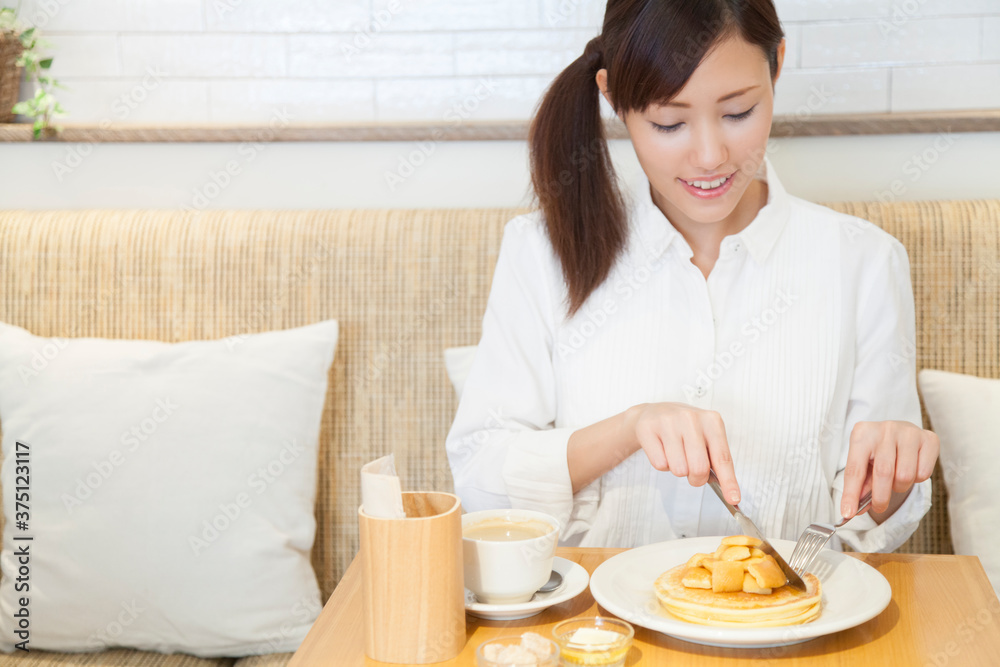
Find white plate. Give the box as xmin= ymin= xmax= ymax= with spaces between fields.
xmin=590 ymin=536 xmax=891 ymax=649
xmin=465 ymin=557 xmax=590 ymax=620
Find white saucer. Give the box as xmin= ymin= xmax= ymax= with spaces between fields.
xmin=465 ymin=556 xmax=590 ymax=620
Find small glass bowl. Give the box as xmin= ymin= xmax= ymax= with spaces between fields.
xmin=476 ymin=634 xmax=560 ymax=667
xmin=551 ymin=617 xmax=634 ymax=667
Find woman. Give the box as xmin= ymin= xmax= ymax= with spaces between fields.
xmin=446 ymin=0 xmax=938 ymax=552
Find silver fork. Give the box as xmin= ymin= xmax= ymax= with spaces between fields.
xmin=788 ymin=491 xmax=873 ymax=576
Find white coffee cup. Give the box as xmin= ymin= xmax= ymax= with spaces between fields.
xmin=462 ymin=509 xmax=560 ymax=605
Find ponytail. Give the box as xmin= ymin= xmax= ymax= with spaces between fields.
xmin=528 ymin=1 xmax=784 ymax=318
xmin=529 ymin=36 xmax=627 ymax=318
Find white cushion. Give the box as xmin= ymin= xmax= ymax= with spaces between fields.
xmin=444 ymin=345 xmax=477 ymax=399
xmin=0 ymin=320 xmax=339 ymax=656
xmin=918 ymin=368 xmax=1000 ymax=594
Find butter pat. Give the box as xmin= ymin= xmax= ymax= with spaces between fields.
xmin=554 ymin=617 xmax=634 ymax=667
xmin=567 ymin=627 xmax=621 ymax=649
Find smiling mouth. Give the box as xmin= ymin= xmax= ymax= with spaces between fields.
xmin=683 ymin=173 xmax=734 ymax=190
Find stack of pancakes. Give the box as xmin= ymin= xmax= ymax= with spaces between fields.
xmin=654 ymin=536 xmax=822 ymax=627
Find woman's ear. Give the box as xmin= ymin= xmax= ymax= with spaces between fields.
xmin=595 ymin=68 xmax=613 ymax=108
xmin=773 ymin=38 xmax=786 ymax=85
xmin=596 ymin=68 xmax=625 ymax=121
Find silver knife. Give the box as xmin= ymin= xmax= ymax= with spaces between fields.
xmin=706 ymin=469 xmax=808 ymax=593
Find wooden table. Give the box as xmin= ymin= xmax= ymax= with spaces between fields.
xmin=289 ymin=547 xmax=1000 ymax=666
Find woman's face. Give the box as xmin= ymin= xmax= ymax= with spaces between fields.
xmin=605 ymin=35 xmax=784 ymax=229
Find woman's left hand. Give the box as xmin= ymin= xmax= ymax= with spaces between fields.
xmin=841 ymin=420 xmax=939 ymax=521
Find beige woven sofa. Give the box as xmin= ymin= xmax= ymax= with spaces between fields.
xmin=1 ymin=199 xmax=998 ymax=666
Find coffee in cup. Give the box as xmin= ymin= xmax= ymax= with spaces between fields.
xmin=462 ymin=509 xmax=560 ymax=605
xmin=463 ymin=518 xmax=554 ymax=542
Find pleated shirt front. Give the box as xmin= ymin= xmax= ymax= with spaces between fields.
xmin=446 ymin=159 xmax=931 ymax=552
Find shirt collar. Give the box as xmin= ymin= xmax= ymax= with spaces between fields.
xmin=630 ymin=156 xmax=791 ymax=265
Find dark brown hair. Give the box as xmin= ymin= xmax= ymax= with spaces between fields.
xmin=529 ymin=0 xmax=784 ymax=316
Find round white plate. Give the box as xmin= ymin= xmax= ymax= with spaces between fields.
xmin=465 ymin=556 xmax=590 ymax=620
xmin=590 ymin=536 xmax=891 ymax=649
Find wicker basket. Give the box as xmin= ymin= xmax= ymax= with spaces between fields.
xmin=0 ymin=31 xmax=24 ymax=123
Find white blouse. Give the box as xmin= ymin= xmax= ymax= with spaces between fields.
xmin=446 ymin=158 xmax=931 ymax=552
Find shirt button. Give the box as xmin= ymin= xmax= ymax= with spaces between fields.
xmin=732 ymin=243 xmax=742 ymax=253
xmin=694 ymin=385 xmax=707 ymax=398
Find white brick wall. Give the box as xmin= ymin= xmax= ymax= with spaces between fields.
xmin=8 ymin=0 xmax=1000 ymax=125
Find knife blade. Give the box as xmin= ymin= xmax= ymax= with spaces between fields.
xmin=706 ymin=469 xmax=808 ymax=593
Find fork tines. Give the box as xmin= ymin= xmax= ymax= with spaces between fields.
xmin=789 ymin=524 xmax=836 ymax=576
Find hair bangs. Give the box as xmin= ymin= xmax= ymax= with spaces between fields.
xmin=607 ymin=0 xmax=740 ymax=113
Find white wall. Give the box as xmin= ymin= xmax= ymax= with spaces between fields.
xmin=2 ymin=1 xmax=997 ymax=210
xmin=5 ymin=0 xmax=1000 ymax=124
xmin=1 ymin=132 xmax=997 ymax=210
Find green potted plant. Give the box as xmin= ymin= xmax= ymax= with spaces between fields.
xmin=1 ymin=4 xmax=65 ymax=138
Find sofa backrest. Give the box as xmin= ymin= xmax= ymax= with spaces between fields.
xmin=1 ymin=201 xmax=998 ymax=599
xmin=826 ymin=200 xmax=1000 ymax=555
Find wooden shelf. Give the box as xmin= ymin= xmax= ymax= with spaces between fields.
xmin=2 ymin=110 xmax=998 ymax=143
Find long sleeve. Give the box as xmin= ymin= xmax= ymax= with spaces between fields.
xmin=832 ymin=238 xmax=932 ymax=552
xmin=446 ymin=217 xmax=584 ymax=534
xmin=446 ymin=162 xmax=935 ymax=551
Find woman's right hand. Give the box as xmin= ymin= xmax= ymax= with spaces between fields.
xmin=625 ymin=402 xmax=742 ymax=504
